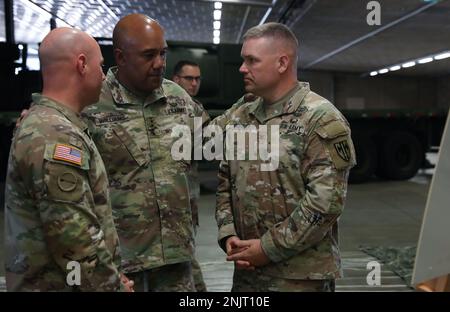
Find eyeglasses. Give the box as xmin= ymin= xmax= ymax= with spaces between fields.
xmin=178 ymin=75 xmax=201 ymax=82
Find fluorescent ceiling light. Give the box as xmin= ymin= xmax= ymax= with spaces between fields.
xmin=418 ymin=57 xmax=433 ymax=64
xmin=213 ymin=37 xmax=220 ymax=44
xmin=389 ymin=65 xmax=401 ymax=71
xmin=402 ymin=61 xmax=416 ymax=68
xmin=370 ymin=71 xmax=378 ymax=76
xmin=213 ymin=30 xmax=220 ymax=37
xmin=214 ymin=10 xmax=221 ymax=20
xmin=213 ymin=21 xmax=221 ymax=30
xmin=434 ymin=51 xmax=450 ymax=60
xmin=214 ymin=2 xmax=222 ymax=10
xmin=378 ymin=68 xmax=389 ymax=74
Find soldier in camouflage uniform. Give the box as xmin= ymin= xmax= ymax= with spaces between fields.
xmin=4 ymin=28 xmax=125 ymax=291
xmin=216 ymin=23 xmax=356 ymax=292
xmin=82 ymin=14 xmax=209 ymax=291
xmin=173 ymin=60 xmax=208 ymax=292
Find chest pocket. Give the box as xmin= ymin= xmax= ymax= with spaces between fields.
xmin=111 ymin=124 xmax=148 ymax=167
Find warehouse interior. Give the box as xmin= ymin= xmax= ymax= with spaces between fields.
xmin=0 ymin=0 xmax=449 ymax=292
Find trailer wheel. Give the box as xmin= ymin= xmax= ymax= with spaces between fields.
xmin=376 ymin=131 xmax=422 ymax=180
xmin=349 ymin=135 xmax=377 ymax=184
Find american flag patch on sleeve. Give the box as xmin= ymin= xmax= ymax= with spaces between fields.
xmin=53 ymin=143 xmax=82 ymax=166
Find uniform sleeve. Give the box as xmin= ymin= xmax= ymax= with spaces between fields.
xmin=260 ymin=117 xmax=356 ymax=262
xmin=37 ymin=143 xmax=122 ymax=291
xmin=187 ymin=99 xmax=210 ymax=228
xmin=215 ymin=159 xmax=238 ymax=251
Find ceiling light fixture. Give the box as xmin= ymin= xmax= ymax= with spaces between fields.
xmin=402 ymin=61 xmax=416 ymax=68
xmin=367 ymin=50 xmax=450 ymax=77
xmin=212 ymin=3 xmax=222 ymax=45
xmin=434 ymin=51 xmax=450 ymax=60
xmin=418 ymin=57 xmax=433 ymax=64
xmin=389 ymin=65 xmax=401 ymax=71
xmin=214 ymin=10 xmax=221 ymax=20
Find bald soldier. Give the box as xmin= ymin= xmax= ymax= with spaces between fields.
xmin=82 ymin=14 xmax=209 ymax=291
xmin=215 ymin=23 xmax=356 ymax=291
xmin=4 ymin=28 xmax=127 ymax=291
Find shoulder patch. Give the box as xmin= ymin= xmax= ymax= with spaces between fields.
xmin=314 ymin=120 xmax=356 ymax=170
xmin=53 ymin=144 xmax=82 ymax=166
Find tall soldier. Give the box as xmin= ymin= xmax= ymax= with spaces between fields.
xmin=4 ymin=28 xmax=128 ymax=291
xmin=216 ymin=23 xmax=356 ymax=291
xmin=83 ymin=14 xmax=209 ymax=291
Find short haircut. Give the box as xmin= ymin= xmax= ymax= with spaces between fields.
xmin=173 ymin=60 xmax=200 ymax=76
xmin=243 ymin=22 xmax=298 ymax=58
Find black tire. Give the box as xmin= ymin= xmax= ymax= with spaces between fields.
xmin=349 ymin=135 xmax=377 ymax=184
xmin=376 ymin=131 xmax=423 ymax=180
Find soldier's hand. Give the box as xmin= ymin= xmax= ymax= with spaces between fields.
xmin=225 ymin=236 xmax=255 ymax=270
xmin=226 ymin=239 xmax=270 ymax=267
xmin=120 ymin=273 xmax=135 ymax=292
xmin=15 ymin=109 xmax=29 ymax=128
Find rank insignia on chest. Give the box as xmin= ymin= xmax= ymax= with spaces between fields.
xmin=53 ymin=143 xmax=82 ymax=166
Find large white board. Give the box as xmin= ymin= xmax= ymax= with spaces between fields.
xmin=412 ymin=110 xmax=450 ymax=285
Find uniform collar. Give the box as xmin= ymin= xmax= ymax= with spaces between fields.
xmin=32 ymin=93 xmax=88 ymax=132
xmin=248 ymin=81 xmax=310 ymax=123
xmin=105 ymin=67 xmax=166 ymax=106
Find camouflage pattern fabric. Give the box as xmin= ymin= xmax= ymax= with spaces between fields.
xmin=232 ymin=269 xmax=335 ymax=292
xmin=188 ymin=98 xmax=209 ymax=292
xmin=360 ymin=245 xmax=416 ymax=287
xmin=126 ymin=261 xmax=195 ymax=292
xmin=216 ymin=81 xmax=356 ymax=282
xmin=191 ymin=258 xmax=207 ymax=292
xmin=4 ymin=94 xmax=122 ymax=291
xmin=82 ymin=67 xmax=209 ymax=275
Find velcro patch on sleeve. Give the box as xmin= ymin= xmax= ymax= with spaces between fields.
xmin=53 ymin=143 xmax=82 ymax=166
xmin=315 ymin=120 xmax=355 ymax=170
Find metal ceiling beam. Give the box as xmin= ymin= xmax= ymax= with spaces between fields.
xmin=287 ymin=0 xmax=316 ymax=28
xmin=278 ymin=0 xmax=306 ymax=24
xmin=193 ymin=0 xmax=272 ymax=7
xmin=236 ymin=5 xmax=251 ymax=43
xmin=259 ymin=0 xmax=278 ymax=25
xmin=304 ymin=1 xmax=441 ymax=69
xmin=4 ymin=0 xmax=15 ymax=44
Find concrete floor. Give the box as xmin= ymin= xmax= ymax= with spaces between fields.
xmin=195 ymin=163 xmax=432 ymax=291
xmin=0 ymin=154 xmax=435 ymax=291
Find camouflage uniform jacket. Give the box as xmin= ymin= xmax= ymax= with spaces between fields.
xmin=188 ymin=98 xmax=211 ymax=228
xmin=216 ymin=82 xmax=356 ymax=280
xmin=4 ymin=94 xmax=122 ymax=291
xmin=83 ymin=68 xmax=209 ymax=273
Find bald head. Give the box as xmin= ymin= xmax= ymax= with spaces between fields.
xmin=113 ymin=14 xmax=164 ymax=51
xmin=39 ymin=27 xmax=99 ymax=73
xmin=39 ymin=27 xmax=105 ymax=112
xmin=112 ymin=14 xmax=167 ymax=95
